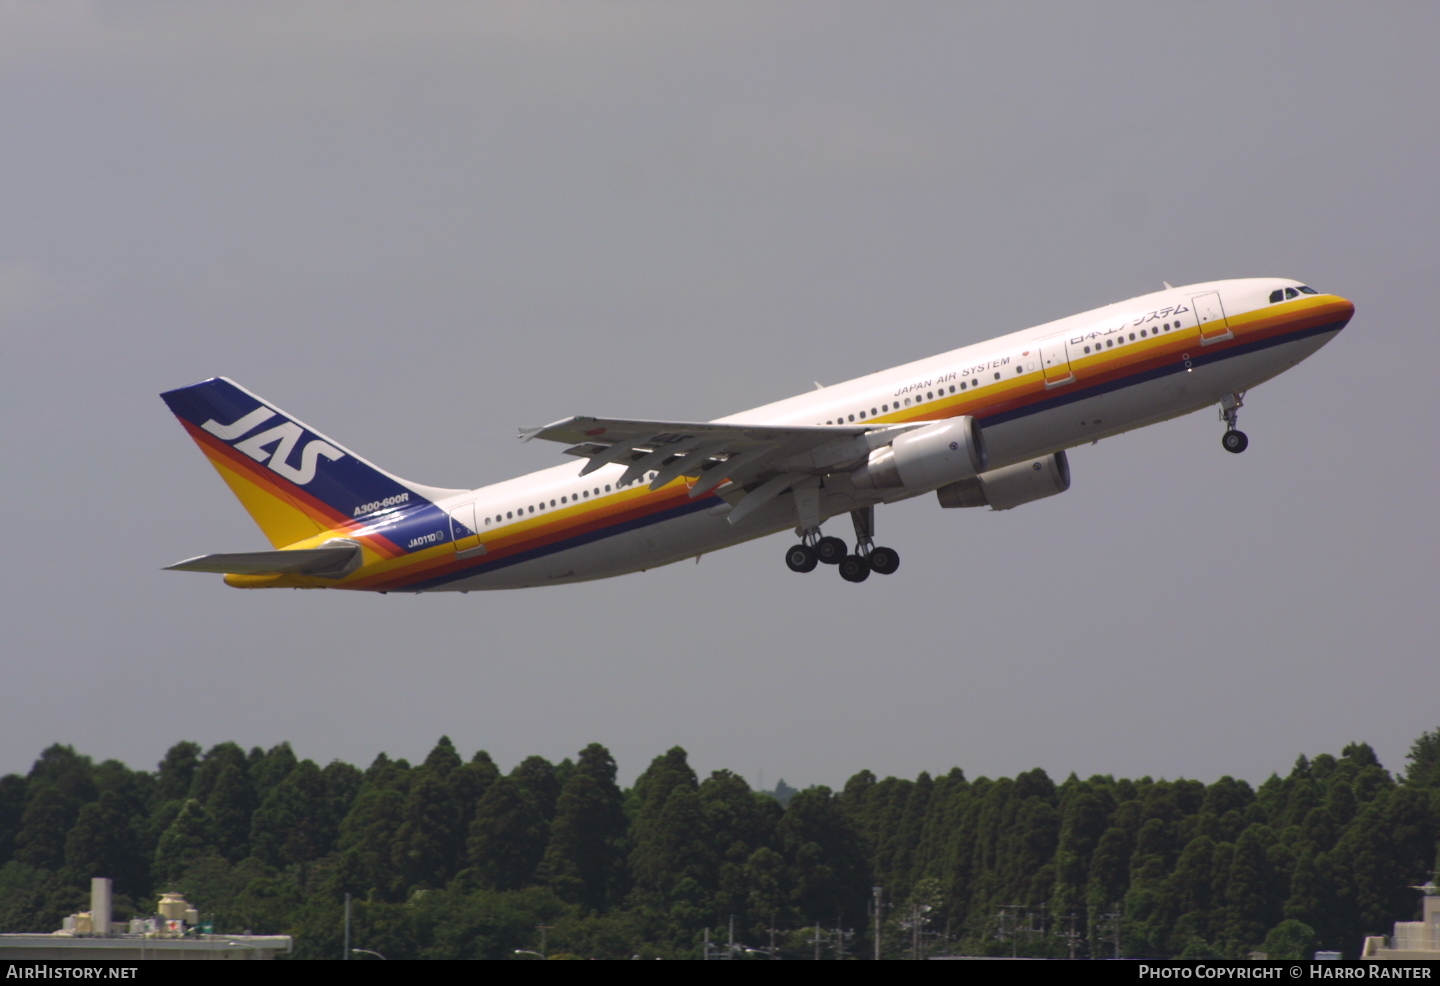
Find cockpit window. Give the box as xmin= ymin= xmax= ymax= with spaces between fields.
xmin=1284 ymin=287 xmax=1298 ymax=299
xmin=1298 ymin=285 xmax=1318 ymax=294
xmin=1269 ymin=289 xmax=1284 ymax=303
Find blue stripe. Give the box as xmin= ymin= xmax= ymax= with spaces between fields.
xmin=983 ymin=320 xmax=1346 ymax=427
xmin=395 ymin=494 xmax=718 ymax=591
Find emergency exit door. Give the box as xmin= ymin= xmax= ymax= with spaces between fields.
xmin=1040 ymin=336 xmax=1076 ymax=388
xmin=1192 ymin=291 xmax=1233 ymax=345
xmin=450 ymin=503 xmax=486 ymax=559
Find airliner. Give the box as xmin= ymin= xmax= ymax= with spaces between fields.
xmin=162 ymin=277 xmax=1353 ymax=589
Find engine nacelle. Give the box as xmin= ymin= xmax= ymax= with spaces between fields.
xmin=936 ymin=450 xmax=1071 ymax=510
xmin=851 ymin=416 xmax=987 ymax=491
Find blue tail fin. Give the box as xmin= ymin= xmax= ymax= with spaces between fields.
xmin=161 ymin=377 xmax=463 ymax=547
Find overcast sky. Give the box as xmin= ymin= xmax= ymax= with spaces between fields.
xmin=2 ymin=1 xmax=1437 ymax=789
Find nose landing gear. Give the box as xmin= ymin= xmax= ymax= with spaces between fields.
xmin=1219 ymin=391 xmax=1248 ymax=454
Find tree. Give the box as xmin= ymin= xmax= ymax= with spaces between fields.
xmin=467 ymin=777 xmax=546 ymax=891
xmin=249 ymin=760 xmax=334 ymax=873
xmin=1403 ymin=727 xmax=1440 ymax=789
xmin=13 ymin=789 xmax=74 ymax=871
xmin=247 ymin=743 xmax=297 ymax=807
xmin=64 ymin=791 xmax=147 ymax=896
xmin=188 ymin=743 xmax=248 ymax=803
xmin=776 ymin=786 xmax=870 ymax=928
xmin=540 ymin=745 xmax=628 ymax=911
xmin=153 ymin=742 xmax=201 ymax=805
xmin=394 ymin=763 xmax=465 ymax=889
xmin=509 ymin=756 xmax=560 ymax=823
xmin=336 ymin=787 xmax=407 ymax=900
xmin=1263 ymin=918 xmax=1317 ymax=959
xmin=153 ymin=799 xmax=217 ymax=884
xmin=0 ymin=775 xmax=27 ymax=863
xmin=205 ymin=763 xmax=257 ymax=863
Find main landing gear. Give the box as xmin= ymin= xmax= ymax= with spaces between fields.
xmin=1219 ymin=391 xmax=1249 ymax=454
xmin=785 ymin=506 xmax=900 ymax=583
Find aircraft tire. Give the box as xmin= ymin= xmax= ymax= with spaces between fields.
xmin=816 ymin=536 xmax=848 ymax=565
xmin=785 ymin=544 xmax=819 ymax=573
xmin=1222 ymin=430 xmax=1249 ymax=454
xmin=868 ymin=546 xmax=900 ymax=575
xmin=838 ymin=555 xmax=871 ymax=583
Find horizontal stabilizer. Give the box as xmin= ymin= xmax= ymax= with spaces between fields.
xmin=165 ymin=544 xmax=361 ymax=578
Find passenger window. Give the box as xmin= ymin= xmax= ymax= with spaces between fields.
xmin=550 ymin=500 xmax=556 ymax=507
xmin=1285 ymin=287 xmax=1298 ymax=299
xmin=605 ymin=485 xmax=611 ymax=492
xmin=1269 ymin=289 xmax=1284 ymax=303
xmin=582 ymin=490 xmax=589 ymax=498
xmin=1129 ymin=333 xmax=1136 ymax=341
xmin=1015 ymin=367 xmax=1022 ymax=375
xmin=848 ymin=414 xmax=855 ymax=422
xmin=506 ymin=511 xmax=513 ymax=519
xmin=993 ymin=371 xmax=1001 ymax=379
xmin=485 ymin=517 xmax=491 ymax=526
xmin=1139 ymin=330 xmax=1146 ymax=338
xmin=561 ymin=496 xmax=567 ymax=504
xmin=927 ymin=392 xmax=933 ymax=400
xmin=1106 ymin=339 xmax=1113 ymax=348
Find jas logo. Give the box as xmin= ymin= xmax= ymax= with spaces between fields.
xmin=201 ymin=407 xmax=343 ymax=485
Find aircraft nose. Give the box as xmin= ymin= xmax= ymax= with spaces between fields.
xmin=1331 ymin=295 xmax=1356 ymax=330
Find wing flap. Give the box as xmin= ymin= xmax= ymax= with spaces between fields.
xmin=524 ymin=415 xmax=921 ymax=525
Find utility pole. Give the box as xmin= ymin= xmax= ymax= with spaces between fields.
xmin=812 ymin=923 xmax=822 ymax=961
xmin=536 ymin=924 xmax=550 ymax=960
xmin=343 ymin=893 xmax=350 ymax=961
xmin=872 ymin=885 xmax=883 ymax=961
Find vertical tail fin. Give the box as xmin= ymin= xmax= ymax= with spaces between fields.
xmin=161 ymin=377 xmax=463 ymax=548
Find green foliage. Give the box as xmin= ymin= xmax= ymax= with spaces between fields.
xmin=1 ymin=728 xmax=1436 ymax=959
xmin=1404 ymin=728 xmax=1440 ymax=790
xmin=1263 ymin=918 xmax=1318 ymax=959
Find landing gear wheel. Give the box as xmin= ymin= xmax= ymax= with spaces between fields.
xmin=868 ymin=546 xmax=900 ymax=575
xmin=785 ymin=544 xmax=818 ymax=573
xmin=838 ymin=554 xmax=871 ymax=583
xmin=1222 ymin=430 xmax=1249 ymax=454
xmin=816 ymin=536 xmax=848 ymax=565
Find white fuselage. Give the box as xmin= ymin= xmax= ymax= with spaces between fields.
xmin=366 ymin=277 xmax=1351 ymax=591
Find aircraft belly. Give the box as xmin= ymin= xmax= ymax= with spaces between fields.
xmin=982 ymin=331 xmax=1339 ymax=463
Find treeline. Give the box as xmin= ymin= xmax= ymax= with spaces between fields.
xmin=1 ymin=731 xmax=1437 ymax=959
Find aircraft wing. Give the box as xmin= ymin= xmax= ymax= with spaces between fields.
xmin=522 ymin=415 xmax=914 ymax=524
xmin=165 ymin=545 xmax=359 ymax=576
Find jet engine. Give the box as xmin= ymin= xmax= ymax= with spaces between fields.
xmin=936 ymin=450 xmax=1070 ymax=510
xmin=850 ymin=416 xmax=987 ymax=491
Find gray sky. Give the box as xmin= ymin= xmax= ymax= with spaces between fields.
xmin=3 ymin=1 xmax=1437 ymax=789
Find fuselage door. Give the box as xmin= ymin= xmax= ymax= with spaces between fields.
xmin=1192 ymin=291 xmax=1234 ymax=345
xmin=1040 ymin=336 xmax=1076 ymax=388
xmin=450 ymin=503 xmax=486 ymax=559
